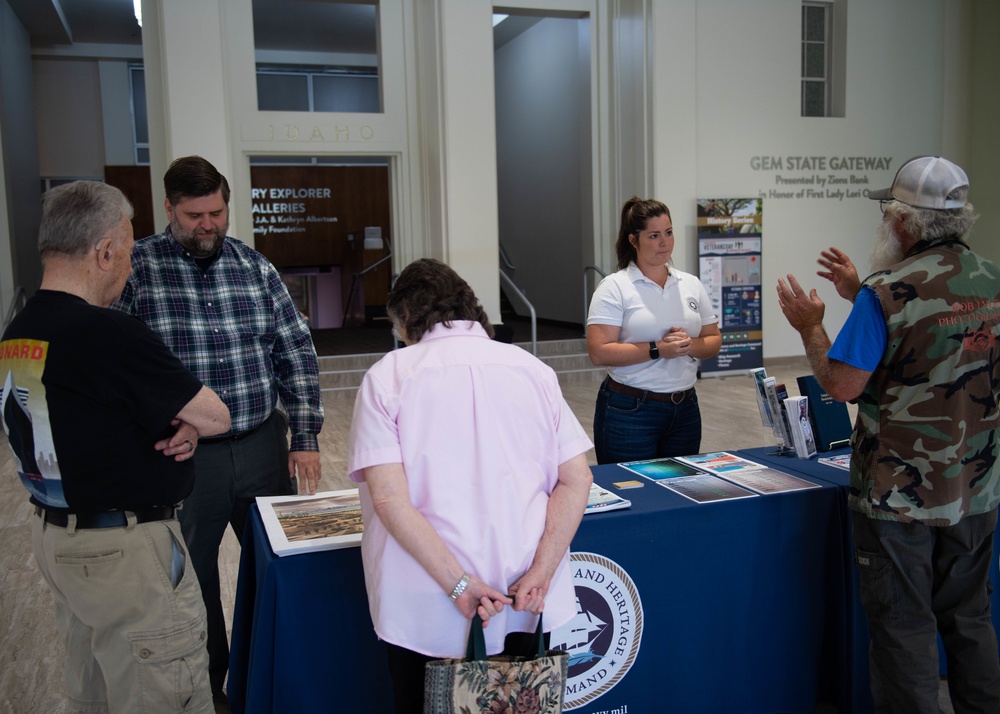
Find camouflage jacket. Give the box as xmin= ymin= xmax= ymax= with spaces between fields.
xmin=849 ymin=239 xmax=1000 ymax=525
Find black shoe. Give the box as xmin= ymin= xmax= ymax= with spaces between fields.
xmin=212 ymin=690 xmax=232 ymax=714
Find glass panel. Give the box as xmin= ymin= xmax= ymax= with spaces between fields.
xmin=257 ymin=73 xmax=310 ymax=111
xmin=136 ymin=147 xmax=150 ymax=164
xmin=314 ymin=75 xmax=380 ymax=113
xmin=803 ymin=81 xmax=825 ymax=117
xmin=804 ymin=5 xmax=826 ymax=42
xmin=252 ymin=0 xmax=380 ymax=113
xmin=804 ymin=44 xmax=826 ymax=78
xmin=130 ymin=66 xmax=148 ymax=144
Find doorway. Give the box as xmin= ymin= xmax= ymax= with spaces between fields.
xmin=494 ymin=11 xmax=593 ymax=331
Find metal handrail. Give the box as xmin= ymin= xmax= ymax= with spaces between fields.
xmin=499 ymin=269 xmax=536 ymax=355
xmin=3 ymin=286 xmax=27 ymax=332
xmin=582 ymin=265 xmax=607 ymax=335
xmin=343 ymin=236 xmax=392 ymax=323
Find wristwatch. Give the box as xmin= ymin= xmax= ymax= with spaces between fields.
xmin=449 ymin=573 xmax=471 ymax=600
xmin=649 ymin=341 xmax=660 ymax=360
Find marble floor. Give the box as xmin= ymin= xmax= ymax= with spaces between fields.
xmin=1 ymin=353 xmax=957 ymax=713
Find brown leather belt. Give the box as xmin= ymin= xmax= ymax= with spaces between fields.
xmin=605 ymin=377 xmax=695 ymax=404
xmin=34 ymin=505 xmax=176 ymax=529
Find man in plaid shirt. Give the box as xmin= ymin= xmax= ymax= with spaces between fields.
xmin=114 ymin=156 xmax=324 ymax=708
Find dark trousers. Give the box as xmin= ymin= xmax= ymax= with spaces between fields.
xmin=386 ymin=630 xmax=546 ymax=714
xmin=179 ymin=410 xmax=293 ymax=693
xmin=593 ymin=377 xmax=702 ymax=465
xmin=852 ymin=509 xmax=1000 ymax=714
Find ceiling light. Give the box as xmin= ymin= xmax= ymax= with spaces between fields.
xmin=492 ymin=14 xmax=508 ymax=27
xmin=133 ymin=0 xmax=142 ymax=27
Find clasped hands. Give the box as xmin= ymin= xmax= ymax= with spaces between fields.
xmin=658 ymin=326 xmax=693 ymax=359
xmin=452 ymin=571 xmax=549 ymax=627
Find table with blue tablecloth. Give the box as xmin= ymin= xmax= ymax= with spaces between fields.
xmin=228 ymin=461 xmax=851 ymax=713
xmin=738 ymin=445 xmax=874 ymax=714
xmin=738 ymin=445 xmax=1000 ymax=714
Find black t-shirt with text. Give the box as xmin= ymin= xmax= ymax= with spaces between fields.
xmin=0 ymin=290 xmax=203 ymax=512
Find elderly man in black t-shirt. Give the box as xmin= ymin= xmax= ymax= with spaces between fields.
xmin=0 ymin=181 xmax=230 ymax=714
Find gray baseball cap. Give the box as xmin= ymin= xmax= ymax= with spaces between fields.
xmin=869 ymin=155 xmax=969 ymax=210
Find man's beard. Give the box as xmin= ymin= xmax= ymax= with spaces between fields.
xmin=870 ymin=220 xmax=905 ymax=273
xmin=171 ymin=217 xmax=227 ymax=258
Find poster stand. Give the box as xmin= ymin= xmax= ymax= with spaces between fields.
xmin=696 ymin=198 xmax=764 ymax=377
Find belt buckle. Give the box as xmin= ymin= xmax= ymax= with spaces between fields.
xmin=670 ymin=389 xmax=687 ymax=405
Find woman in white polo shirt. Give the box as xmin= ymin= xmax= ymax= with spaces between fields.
xmin=587 ymin=196 xmax=721 ymax=464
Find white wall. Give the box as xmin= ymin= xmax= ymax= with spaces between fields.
xmin=495 ymin=16 xmax=590 ymax=324
xmin=8 ymin=0 xmax=998 ymax=354
xmin=33 ymin=59 xmax=106 ymax=178
xmin=969 ymin=0 xmax=1000 ymax=267
xmin=0 ymin=0 xmax=43 ymax=299
xmin=651 ymin=0 xmax=974 ymax=359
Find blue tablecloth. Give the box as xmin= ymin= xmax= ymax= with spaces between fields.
xmin=737 ymin=446 xmax=874 ymax=714
xmin=738 ymin=445 xmax=1000 ymax=714
xmin=229 ymin=462 xmax=851 ymax=713
xmin=227 ymin=505 xmax=393 ymax=713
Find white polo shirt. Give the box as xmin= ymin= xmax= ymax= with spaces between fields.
xmin=588 ymin=262 xmax=718 ymax=393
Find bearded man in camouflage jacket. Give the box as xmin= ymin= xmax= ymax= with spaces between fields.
xmin=777 ymin=156 xmax=1000 ymax=714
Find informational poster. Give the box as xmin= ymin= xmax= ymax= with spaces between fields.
xmin=696 ymin=198 xmax=764 ymax=376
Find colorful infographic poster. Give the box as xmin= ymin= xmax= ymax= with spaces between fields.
xmin=697 ymin=198 xmax=764 ymax=376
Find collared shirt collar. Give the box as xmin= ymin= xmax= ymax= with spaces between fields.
xmin=417 ymin=320 xmax=490 ymax=343
xmin=626 ymin=261 xmax=677 ymax=287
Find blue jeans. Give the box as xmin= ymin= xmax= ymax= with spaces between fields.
xmin=852 ymin=510 xmax=1000 ymax=714
xmin=593 ymin=377 xmax=702 ymax=465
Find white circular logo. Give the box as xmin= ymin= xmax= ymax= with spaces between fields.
xmin=550 ymin=552 xmax=643 ymax=710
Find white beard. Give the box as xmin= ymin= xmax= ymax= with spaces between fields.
xmin=870 ymin=220 xmax=905 ymax=273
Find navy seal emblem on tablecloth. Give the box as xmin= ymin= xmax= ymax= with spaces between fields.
xmin=551 ymin=552 xmax=643 ymax=710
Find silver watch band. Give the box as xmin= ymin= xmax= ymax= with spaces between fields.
xmin=449 ymin=573 xmax=471 ymax=600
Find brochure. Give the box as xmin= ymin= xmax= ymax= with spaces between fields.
xmin=585 ymin=483 xmax=632 ymax=514
xmin=617 ymin=457 xmax=705 ymax=481
xmin=257 ymin=489 xmax=364 ymax=556
xmin=676 ymin=452 xmax=766 ymax=474
xmin=818 ymin=454 xmax=852 ymax=471
xmin=762 ymin=376 xmax=792 ymax=448
xmin=713 ymin=466 xmax=821 ymax=495
xmin=783 ymin=395 xmax=818 ymax=459
xmin=796 ymin=374 xmax=853 ymax=451
xmin=749 ymin=367 xmax=772 ymax=427
xmin=660 ymin=473 xmax=758 ymax=504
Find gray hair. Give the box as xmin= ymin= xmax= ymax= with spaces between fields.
xmin=38 ymin=181 xmax=134 ymax=257
xmin=884 ymin=186 xmax=978 ymax=243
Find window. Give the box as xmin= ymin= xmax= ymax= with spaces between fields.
xmin=251 ymin=0 xmax=380 ymax=113
xmin=129 ymin=63 xmax=150 ymax=164
xmin=256 ymin=66 xmax=379 ymax=113
xmin=801 ymin=2 xmax=832 ymax=117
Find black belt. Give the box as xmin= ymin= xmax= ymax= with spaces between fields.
xmin=605 ymin=377 xmax=695 ymax=404
xmin=34 ymin=505 xmax=175 ymax=529
xmin=199 ymin=413 xmax=272 ymax=444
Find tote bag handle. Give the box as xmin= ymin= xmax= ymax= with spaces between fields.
xmin=465 ymin=612 xmax=546 ymax=661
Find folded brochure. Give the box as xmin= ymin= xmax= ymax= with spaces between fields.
xmin=586 ymin=483 xmax=631 ymax=513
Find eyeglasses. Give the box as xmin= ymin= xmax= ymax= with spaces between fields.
xmin=878 ymin=199 xmax=892 ymax=214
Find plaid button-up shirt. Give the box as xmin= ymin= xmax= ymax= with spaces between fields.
xmin=114 ymin=228 xmax=323 ymax=451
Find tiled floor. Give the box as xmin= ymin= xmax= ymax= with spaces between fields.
xmin=1 ymin=349 xmax=958 ymax=713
